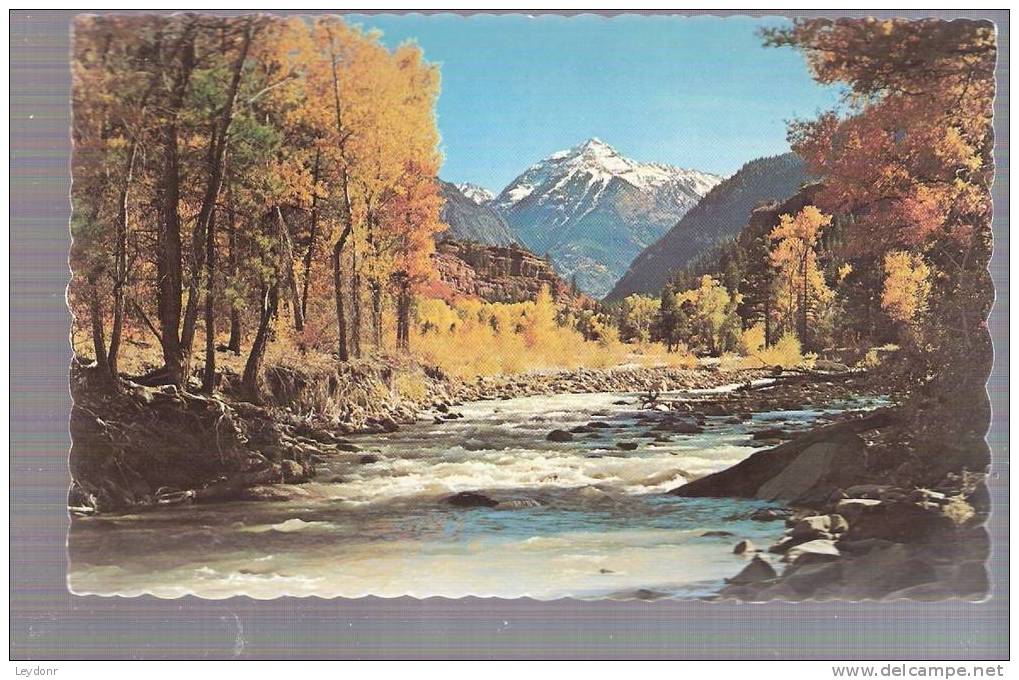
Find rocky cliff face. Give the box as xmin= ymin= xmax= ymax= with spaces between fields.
xmin=433 ymin=240 xmax=582 ymax=305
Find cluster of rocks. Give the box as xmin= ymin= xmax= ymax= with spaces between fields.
xmin=661 ymin=382 xmax=991 ymax=601
xmin=446 ymin=366 xmax=771 ymax=405
xmin=720 ymin=484 xmax=987 ymax=600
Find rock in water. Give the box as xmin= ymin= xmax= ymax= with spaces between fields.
xmin=749 ymin=507 xmax=792 ymax=522
xmin=790 ymin=515 xmax=833 ymax=539
xmin=668 ymin=411 xmax=897 ymax=500
xmin=280 ymin=459 xmax=307 ymax=483
xmin=446 ymin=491 xmax=499 ymax=508
xmin=726 ymin=556 xmax=777 ymax=584
xmin=236 ymin=485 xmax=294 ymax=502
xmin=756 ymin=435 xmax=866 ymax=503
xmin=733 ymin=539 xmax=756 ymax=555
xmin=546 ymin=429 xmax=574 ymax=442
xmin=616 ymin=441 xmax=639 ymax=451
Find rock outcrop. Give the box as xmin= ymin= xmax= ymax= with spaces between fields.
xmin=433 ymin=239 xmax=589 ymax=305
xmin=718 ymin=490 xmax=987 ymax=601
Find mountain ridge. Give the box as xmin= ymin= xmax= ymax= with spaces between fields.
xmin=438 ymin=180 xmax=521 ymax=246
xmin=606 ymin=152 xmax=810 ymax=300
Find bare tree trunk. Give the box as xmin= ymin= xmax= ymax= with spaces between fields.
xmin=395 ymin=273 xmax=411 ymax=351
xmin=242 ymin=283 xmax=278 ymax=402
xmin=350 ymin=238 xmax=362 ymax=357
xmin=371 ymin=281 xmax=383 ymax=347
xmin=301 ymin=150 xmax=321 ymax=320
xmin=273 ymin=206 xmax=304 ymax=334
xmin=799 ymin=252 xmax=809 ymax=346
xmin=155 ymin=24 xmax=196 ymax=387
xmin=201 ymin=208 xmax=217 ymax=395
xmin=227 ymin=199 xmax=242 ymax=354
xmin=181 ymin=21 xmax=253 ymax=357
xmin=332 ymin=230 xmax=351 ymax=361
xmin=88 ymin=276 xmax=111 ymax=377
xmin=107 ymin=140 xmax=138 ymax=377
xmin=326 ymin=25 xmax=359 ymax=361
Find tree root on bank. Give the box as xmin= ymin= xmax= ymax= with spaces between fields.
xmin=68 ymin=361 xmax=318 ymax=514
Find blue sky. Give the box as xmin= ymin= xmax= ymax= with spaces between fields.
xmin=346 ymin=13 xmax=842 ymax=192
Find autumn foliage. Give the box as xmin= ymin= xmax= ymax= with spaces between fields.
xmin=764 ymin=19 xmax=995 ymax=378
xmin=70 ymin=15 xmax=445 ymax=397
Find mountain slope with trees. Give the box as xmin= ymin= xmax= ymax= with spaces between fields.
xmin=607 ymin=153 xmax=809 ymax=300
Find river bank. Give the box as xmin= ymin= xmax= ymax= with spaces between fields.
xmin=67 ymin=358 xmax=772 ymax=514
xmin=665 ymin=378 xmax=989 ymax=601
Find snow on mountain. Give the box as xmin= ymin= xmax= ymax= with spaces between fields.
xmin=492 ymin=138 xmax=723 ymax=297
xmin=454 ymin=182 xmax=495 ymax=205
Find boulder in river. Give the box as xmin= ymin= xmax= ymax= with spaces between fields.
xmin=669 ymin=410 xmax=898 ymax=502
xmin=546 ymin=429 xmax=574 ymax=442
xmin=749 ymin=507 xmax=792 ymax=522
xmin=659 ymin=420 xmax=704 ymax=435
xmin=237 ymin=485 xmax=294 ymax=502
xmin=733 ymin=539 xmax=757 ymax=555
xmin=446 ymin=491 xmax=499 ymax=508
xmin=616 ymin=441 xmax=639 ymax=451
xmin=280 ymin=459 xmax=309 ymax=483
xmin=790 ymin=515 xmax=835 ymax=539
xmin=782 ymin=560 xmax=844 ymax=594
xmin=726 ymin=556 xmax=777 ymax=584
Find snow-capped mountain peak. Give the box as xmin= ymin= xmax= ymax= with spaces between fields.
xmin=491 ymin=138 xmax=725 ymax=297
xmin=454 ymin=182 xmax=495 ymax=205
xmin=495 ymin=138 xmax=723 ymax=212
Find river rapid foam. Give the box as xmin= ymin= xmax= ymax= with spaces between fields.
xmin=68 ymin=389 xmax=885 ymax=599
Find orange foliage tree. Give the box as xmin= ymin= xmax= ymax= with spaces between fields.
xmin=768 ymin=206 xmax=834 ymax=347
xmin=70 ymin=14 xmax=445 ymax=396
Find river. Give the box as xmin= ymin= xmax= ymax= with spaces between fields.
xmin=67 ymin=388 xmax=886 ymax=599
